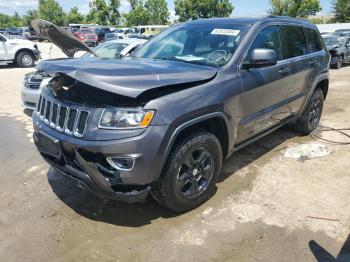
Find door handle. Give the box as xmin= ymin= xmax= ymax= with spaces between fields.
xmin=278 ymin=68 xmax=290 ymax=75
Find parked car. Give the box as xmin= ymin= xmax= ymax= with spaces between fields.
xmin=32 ymin=17 xmax=329 ymax=212
xmin=133 ymin=25 xmax=168 ymax=38
xmin=94 ymin=27 xmax=112 ymax=42
xmin=21 ymin=73 xmax=52 ymax=109
xmin=83 ymin=38 xmax=146 ymax=59
xmin=22 ymin=26 xmax=38 ymax=41
xmin=103 ymin=33 xmax=122 ymax=42
xmin=323 ymin=35 xmax=350 ymax=69
xmin=6 ymin=27 xmax=22 ymax=36
xmin=128 ymin=34 xmax=150 ymax=40
xmin=320 ymin=32 xmax=334 ymax=38
xmin=0 ymin=28 xmax=6 ymax=34
xmin=73 ymin=28 xmax=98 ymax=46
xmin=334 ymin=29 xmax=350 ymax=36
xmin=0 ymin=33 xmax=40 ymax=67
xmin=21 ymin=34 xmax=146 ymax=109
xmin=111 ymin=28 xmax=133 ymax=39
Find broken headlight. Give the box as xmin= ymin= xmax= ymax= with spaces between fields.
xmin=99 ymin=108 xmax=155 ymax=129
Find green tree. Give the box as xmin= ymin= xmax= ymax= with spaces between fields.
xmin=145 ymin=0 xmax=169 ymax=25
xmin=123 ymin=0 xmax=150 ymax=26
xmin=11 ymin=12 xmax=22 ymax=27
xmin=308 ymin=17 xmax=330 ymax=24
xmin=268 ymin=0 xmax=321 ymax=18
xmin=22 ymin=9 xmax=39 ymax=26
xmin=129 ymin=0 xmax=142 ymax=10
xmin=87 ymin=0 xmax=121 ymax=25
xmin=174 ymin=0 xmax=234 ymax=22
xmin=39 ymin=0 xmax=66 ymax=25
xmin=332 ymin=0 xmax=350 ymax=22
xmin=64 ymin=7 xmax=85 ymax=25
xmin=0 ymin=13 xmax=12 ymax=28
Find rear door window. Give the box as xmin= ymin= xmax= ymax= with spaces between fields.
xmin=282 ymin=26 xmax=307 ymax=59
xmin=304 ymin=28 xmax=323 ymax=53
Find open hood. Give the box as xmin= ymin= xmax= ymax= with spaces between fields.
xmin=36 ymin=58 xmax=217 ymax=98
xmin=31 ymin=19 xmax=96 ymax=58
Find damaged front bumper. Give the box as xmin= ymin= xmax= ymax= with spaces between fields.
xmin=32 ymin=111 xmax=169 ymax=203
xmin=33 ymin=47 xmax=41 ymax=61
xmin=33 ymin=130 xmax=150 ymax=203
xmin=330 ymin=55 xmax=340 ymax=65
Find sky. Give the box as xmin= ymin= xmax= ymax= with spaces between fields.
xmin=0 ymin=0 xmax=333 ymax=20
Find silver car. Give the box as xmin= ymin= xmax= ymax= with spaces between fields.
xmin=21 ymin=73 xmax=51 ymax=109
xmin=21 ymin=36 xmax=146 ymax=110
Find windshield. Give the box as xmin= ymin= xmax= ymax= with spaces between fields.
xmin=84 ymin=42 xmax=128 ymax=58
xmin=323 ymin=37 xmax=346 ymax=46
xmin=133 ymin=23 xmax=250 ymax=67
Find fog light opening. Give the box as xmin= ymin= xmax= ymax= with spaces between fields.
xmin=107 ymin=157 xmax=134 ymax=171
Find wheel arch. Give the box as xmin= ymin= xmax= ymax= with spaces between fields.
xmin=297 ymin=75 xmax=329 ymax=119
xmin=315 ymin=79 xmax=329 ymax=100
xmin=14 ymin=48 xmax=35 ymax=61
xmin=157 ymin=112 xmax=230 ymax=180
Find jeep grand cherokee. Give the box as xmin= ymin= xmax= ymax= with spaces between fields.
xmin=33 ymin=17 xmax=329 ymax=212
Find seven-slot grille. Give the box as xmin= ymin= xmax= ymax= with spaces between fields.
xmin=36 ymin=95 xmax=89 ymax=137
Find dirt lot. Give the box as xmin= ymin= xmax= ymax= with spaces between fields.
xmin=0 ymin=43 xmax=349 ymax=262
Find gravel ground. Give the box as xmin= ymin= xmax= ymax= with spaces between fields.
xmin=0 ymin=43 xmax=349 ymax=262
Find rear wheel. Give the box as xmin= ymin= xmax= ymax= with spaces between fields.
xmin=293 ymin=88 xmax=324 ymax=135
xmin=152 ymin=132 xmax=222 ymax=212
xmin=16 ymin=51 xmax=35 ymax=68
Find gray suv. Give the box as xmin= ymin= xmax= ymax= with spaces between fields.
xmin=33 ymin=16 xmax=329 ymax=212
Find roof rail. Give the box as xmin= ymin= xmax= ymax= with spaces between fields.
xmin=264 ymin=15 xmax=311 ymax=23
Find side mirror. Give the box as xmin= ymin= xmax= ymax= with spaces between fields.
xmin=243 ymin=48 xmax=277 ymax=69
xmin=0 ymin=36 xmax=6 ymax=42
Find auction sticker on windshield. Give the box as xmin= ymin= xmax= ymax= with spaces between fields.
xmin=211 ymin=29 xmax=240 ymax=36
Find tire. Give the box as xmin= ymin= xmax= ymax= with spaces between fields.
xmin=16 ymin=51 xmax=35 ymax=68
xmin=293 ymin=88 xmax=324 ymax=135
xmin=335 ymin=56 xmax=343 ymax=69
xmin=152 ymin=132 xmax=223 ymax=212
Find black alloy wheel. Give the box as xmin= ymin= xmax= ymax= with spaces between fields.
xmin=176 ymin=146 xmax=214 ymax=199
xmin=294 ymin=88 xmax=324 ymax=135
xmin=152 ymin=132 xmax=223 ymax=212
xmin=307 ymin=91 xmax=323 ymax=131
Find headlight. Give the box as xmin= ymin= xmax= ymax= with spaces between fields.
xmin=99 ymin=108 xmax=155 ymax=129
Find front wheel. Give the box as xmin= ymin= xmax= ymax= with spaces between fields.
xmin=335 ymin=56 xmax=343 ymax=69
xmin=16 ymin=51 xmax=35 ymax=68
xmin=152 ymin=132 xmax=223 ymax=212
xmin=293 ymin=88 xmax=324 ymax=135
